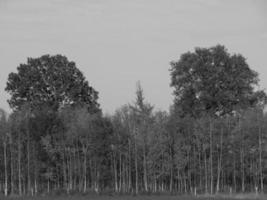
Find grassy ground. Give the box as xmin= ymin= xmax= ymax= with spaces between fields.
xmin=1 ymin=193 xmax=267 ymax=200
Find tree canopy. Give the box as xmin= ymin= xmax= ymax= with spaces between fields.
xmin=1 ymin=47 xmax=267 ymax=196
xmin=5 ymin=55 xmax=99 ymax=112
xmin=170 ymin=45 xmax=266 ymax=117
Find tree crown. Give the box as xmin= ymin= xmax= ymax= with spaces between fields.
xmin=170 ymin=45 xmax=266 ymax=117
xmin=5 ymin=55 xmax=99 ymax=112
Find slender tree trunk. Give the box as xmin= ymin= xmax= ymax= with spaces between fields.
xmin=34 ymin=171 xmax=37 ymax=195
xmin=143 ymin=143 xmax=148 ymax=192
xmin=113 ymin=151 xmax=118 ymax=192
xmin=204 ymin=150 xmax=208 ymax=194
xmin=239 ymin=117 xmax=245 ymax=193
xmin=4 ymin=141 xmax=8 ymax=196
xmin=128 ymin=139 xmax=132 ymax=192
xmin=192 ymin=145 xmax=196 ymax=194
xmin=170 ymin=163 xmax=173 ymax=193
xmin=73 ymin=145 xmax=77 ymax=190
xmin=94 ymin=161 xmax=99 ymax=193
xmin=119 ymin=153 xmax=122 ymax=192
xmin=27 ymin=129 xmax=31 ymax=195
xmin=198 ymin=150 xmax=202 ymax=192
xmin=63 ymin=147 xmax=67 ymax=192
xmin=18 ymin=133 xmax=22 ymax=196
xmin=10 ymin=136 xmax=14 ymax=195
xmin=187 ymin=150 xmax=192 ymax=193
xmin=233 ymin=153 xmax=236 ymax=193
xmin=209 ymin=118 xmax=213 ymax=194
xmin=241 ymin=146 xmax=245 ymax=192
xmin=77 ymin=142 xmax=82 ymax=192
xmin=68 ymin=148 xmax=72 ymax=191
xmin=258 ymin=119 xmax=263 ymax=193
xmin=169 ymin=144 xmax=174 ymax=193
xmin=134 ymin=131 xmax=138 ymax=194
xmin=122 ymin=158 xmax=126 ymax=192
xmin=216 ymin=126 xmax=223 ymax=193
xmin=33 ymin=144 xmax=38 ymax=195
xmin=83 ymin=147 xmax=87 ymax=193
xmin=47 ymin=174 xmax=50 ymax=194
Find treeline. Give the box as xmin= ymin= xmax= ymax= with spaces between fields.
xmin=0 ymin=88 xmax=266 ymax=196
xmin=0 ymin=45 xmax=266 ymax=196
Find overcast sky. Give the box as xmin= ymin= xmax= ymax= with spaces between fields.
xmin=0 ymin=0 xmax=266 ymax=114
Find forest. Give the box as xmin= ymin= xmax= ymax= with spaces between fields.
xmin=0 ymin=45 xmax=266 ymax=197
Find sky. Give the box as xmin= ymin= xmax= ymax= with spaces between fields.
xmin=0 ymin=0 xmax=266 ymax=114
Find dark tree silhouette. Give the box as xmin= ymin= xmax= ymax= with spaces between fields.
xmin=170 ymin=45 xmax=266 ymax=117
xmin=5 ymin=54 xmax=99 ymax=112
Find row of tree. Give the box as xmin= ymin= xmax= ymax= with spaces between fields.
xmin=0 ymin=45 xmax=266 ymax=196
xmin=110 ymin=93 xmax=267 ymax=195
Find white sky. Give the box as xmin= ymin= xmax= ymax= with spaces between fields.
xmin=0 ymin=0 xmax=266 ymax=114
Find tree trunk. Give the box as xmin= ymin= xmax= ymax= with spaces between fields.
xmin=258 ymin=119 xmax=263 ymax=193
xmin=10 ymin=136 xmax=14 ymax=195
xmin=63 ymin=147 xmax=67 ymax=192
xmin=113 ymin=151 xmax=118 ymax=192
xmin=209 ymin=118 xmax=213 ymax=194
xmin=204 ymin=150 xmax=208 ymax=194
xmin=233 ymin=153 xmax=236 ymax=193
xmin=18 ymin=133 xmax=22 ymax=196
xmin=216 ymin=126 xmax=223 ymax=193
xmin=33 ymin=144 xmax=38 ymax=195
xmin=27 ymin=130 xmax=31 ymax=195
xmin=134 ymin=131 xmax=138 ymax=194
xmin=4 ymin=141 xmax=8 ymax=196
xmin=239 ymin=117 xmax=245 ymax=193
xmin=83 ymin=146 xmax=87 ymax=193
xmin=169 ymin=144 xmax=174 ymax=193
xmin=198 ymin=150 xmax=202 ymax=192
xmin=119 ymin=153 xmax=122 ymax=192
xmin=128 ymin=139 xmax=132 ymax=192
xmin=143 ymin=144 xmax=148 ymax=192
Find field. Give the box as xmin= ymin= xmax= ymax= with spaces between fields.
xmin=2 ymin=193 xmax=267 ymax=200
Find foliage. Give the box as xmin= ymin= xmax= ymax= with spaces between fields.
xmin=170 ymin=45 xmax=266 ymax=117
xmin=1 ymin=47 xmax=267 ymax=196
xmin=5 ymin=55 xmax=99 ymax=112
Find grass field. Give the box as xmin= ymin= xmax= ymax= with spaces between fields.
xmin=1 ymin=193 xmax=267 ymax=200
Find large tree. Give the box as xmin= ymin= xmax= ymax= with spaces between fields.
xmin=170 ymin=45 xmax=266 ymax=117
xmin=4 ymin=54 xmax=100 ymax=195
xmin=5 ymin=54 xmax=99 ymax=112
xmin=169 ymin=45 xmax=267 ymax=194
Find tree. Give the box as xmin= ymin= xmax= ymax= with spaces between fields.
xmin=4 ymin=55 xmax=100 ymax=195
xmin=59 ymin=106 xmax=98 ymax=193
xmin=5 ymin=54 xmax=99 ymax=112
xmin=149 ymin=111 xmax=169 ymax=193
xmin=130 ymin=82 xmax=154 ymax=193
xmin=169 ymin=45 xmax=267 ymax=194
xmin=111 ymin=105 xmax=133 ymax=193
xmin=170 ymin=45 xmax=266 ymax=117
xmin=0 ymin=109 xmax=9 ymax=196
